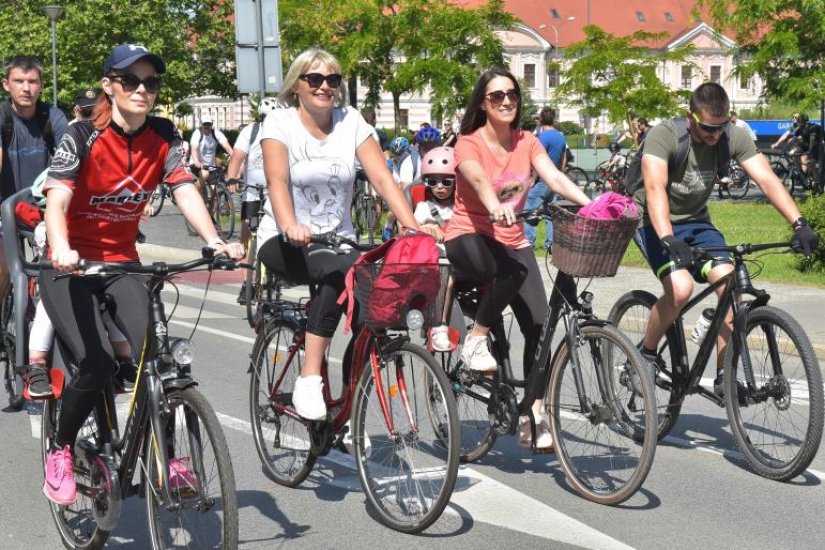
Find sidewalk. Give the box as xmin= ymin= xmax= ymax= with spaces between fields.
xmin=138 ymin=241 xmax=825 ymax=359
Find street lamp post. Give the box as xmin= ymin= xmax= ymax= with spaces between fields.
xmin=43 ymin=5 xmax=65 ymax=107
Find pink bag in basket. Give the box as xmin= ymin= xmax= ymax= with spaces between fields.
xmin=577 ymin=191 xmax=639 ymax=219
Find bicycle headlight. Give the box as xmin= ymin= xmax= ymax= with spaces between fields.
xmin=406 ymin=309 xmax=424 ymax=331
xmin=171 ymin=338 xmax=195 ymax=366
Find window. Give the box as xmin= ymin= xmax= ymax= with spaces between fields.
xmin=664 ymin=12 xmax=674 ymax=22
xmin=680 ymin=65 xmax=692 ymax=88
xmin=399 ymin=109 xmax=409 ymax=130
xmin=739 ymin=73 xmax=750 ymax=90
xmin=636 ymin=11 xmax=646 ymax=22
xmin=524 ymin=63 xmax=536 ymax=88
xmin=551 ymin=8 xmax=559 ymax=18
xmin=710 ymin=65 xmax=721 ymax=83
xmin=548 ymin=67 xmax=560 ymax=88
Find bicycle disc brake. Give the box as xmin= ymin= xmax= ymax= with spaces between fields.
xmin=492 ymin=383 xmax=519 ymax=436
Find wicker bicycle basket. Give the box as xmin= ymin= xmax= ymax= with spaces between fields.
xmin=354 ymin=263 xmax=451 ymax=329
xmin=551 ymin=207 xmax=641 ymax=277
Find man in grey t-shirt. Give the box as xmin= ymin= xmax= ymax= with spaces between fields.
xmin=634 ymin=82 xmax=818 ymax=398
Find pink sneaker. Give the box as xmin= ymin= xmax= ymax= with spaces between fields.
xmin=169 ymin=457 xmax=197 ymax=490
xmin=43 ymin=445 xmax=77 ymax=505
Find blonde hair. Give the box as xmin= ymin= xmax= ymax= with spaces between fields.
xmin=278 ymin=48 xmax=348 ymax=108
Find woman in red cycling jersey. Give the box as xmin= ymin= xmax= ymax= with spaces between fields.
xmin=39 ymin=44 xmax=243 ymax=505
xmin=445 ymin=67 xmax=591 ymax=450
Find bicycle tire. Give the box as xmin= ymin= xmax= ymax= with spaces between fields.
xmin=149 ymin=184 xmax=165 ymax=217
xmin=724 ymin=305 xmax=825 ymax=481
xmin=244 ymin=235 xmax=259 ymax=328
xmin=364 ymin=197 xmax=377 ymax=246
xmin=608 ymin=290 xmax=683 ymax=440
xmin=727 ymin=163 xmax=751 ymax=200
xmin=1 ymin=290 xmax=23 ymax=410
xmin=565 ymin=167 xmax=592 ymax=196
xmin=548 ymin=323 xmax=657 ymax=505
xmin=145 ymin=387 xmax=239 ymax=549
xmin=213 ymin=186 xmax=235 ymax=241
xmin=249 ymin=319 xmax=317 ymax=486
xmin=42 ymin=396 xmax=112 ymax=550
xmin=351 ymin=340 xmax=459 ymax=533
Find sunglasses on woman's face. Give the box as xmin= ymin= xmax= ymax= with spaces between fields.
xmin=299 ymin=73 xmax=343 ymax=89
xmin=110 ymin=73 xmax=161 ymax=94
xmin=424 ymin=177 xmax=455 ymax=188
xmin=485 ymin=89 xmax=520 ymax=107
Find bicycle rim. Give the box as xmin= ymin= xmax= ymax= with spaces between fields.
xmin=608 ymin=290 xmax=682 ymax=440
xmin=549 ymin=324 xmax=657 ymax=505
xmin=725 ymin=306 xmax=825 ymax=481
xmin=145 ymin=387 xmax=238 ymax=549
xmin=249 ymin=321 xmax=316 ymax=486
xmin=1 ymin=291 xmax=22 ymax=410
xmin=353 ymin=341 xmax=459 ymax=533
xmin=214 ymin=189 xmax=235 ymax=240
xmin=43 ymin=398 xmax=112 ymax=550
xmin=244 ymin=245 xmax=259 ymax=328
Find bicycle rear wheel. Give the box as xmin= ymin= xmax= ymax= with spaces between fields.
xmin=42 ymin=394 xmax=112 ymax=550
xmin=244 ymin=237 xmax=259 ymax=328
xmin=212 ymin=186 xmax=235 ymax=241
xmin=608 ymin=290 xmax=683 ymax=440
xmin=565 ymin=167 xmax=593 ymax=197
xmin=145 ymin=387 xmax=238 ymax=549
xmin=352 ymin=340 xmax=459 ymax=533
xmin=548 ymin=324 xmax=657 ymax=505
xmin=725 ymin=305 xmax=825 ymax=481
xmin=249 ymin=319 xmax=316 ymax=486
xmin=1 ymin=290 xmax=23 ymax=410
xmin=727 ymin=163 xmax=751 ymax=200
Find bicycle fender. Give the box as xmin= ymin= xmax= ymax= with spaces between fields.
xmin=162 ymin=377 xmax=199 ymax=392
xmin=579 ymin=318 xmax=611 ymax=329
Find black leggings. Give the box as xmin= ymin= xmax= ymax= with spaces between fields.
xmin=445 ymin=234 xmax=547 ymax=378
xmin=39 ymin=272 xmax=149 ymax=448
xmin=258 ymin=234 xmax=361 ymax=337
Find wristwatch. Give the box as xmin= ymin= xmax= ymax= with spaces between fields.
xmin=792 ymin=217 xmax=810 ymax=230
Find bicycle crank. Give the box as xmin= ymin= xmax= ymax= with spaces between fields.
xmin=491 ymin=383 xmax=519 ymax=436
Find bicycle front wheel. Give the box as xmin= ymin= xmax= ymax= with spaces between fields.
xmin=565 ymin=167 xmax=593 ymax=196
xmin=244 ymin=238 xmax=260 ymax=328
xmin=213 ymin=187 xmax=235 ymax=240
xmin=1 ymin=290 xmax=23 ymax=410
xmin=727 ymin=164 xmax=751 ymax=200
xmin=549 ymin=324 xmax=657 ymax=505
xmin=249 ymin=319 xmax=317 ymax=486
xmin=724 ymin=305 xmax=825 ymax=481
xmin=145 ymin=387 xmax=239 ymax=550
xmin=608 ymin=290 xmax=683 ymax=440
xmin=352 ymin=340 xmax=459 ymax=533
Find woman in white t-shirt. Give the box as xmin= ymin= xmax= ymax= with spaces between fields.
xmin=258 ymin=48 xmax=422 ymax=420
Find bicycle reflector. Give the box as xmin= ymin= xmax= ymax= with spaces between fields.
xmin=171 ymin=338 xmax=195 ymax=365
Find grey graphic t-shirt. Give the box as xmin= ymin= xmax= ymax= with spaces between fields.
xmin=256 ymin=106 xmax=373 ymax=247
xmin=636 ymin=119 xmax=758 ymax=224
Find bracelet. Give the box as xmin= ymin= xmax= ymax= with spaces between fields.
xmin=793 ymin=217 xmax=809 ymax=230
xmin=207 ymin=237 xmax=226 ymax=247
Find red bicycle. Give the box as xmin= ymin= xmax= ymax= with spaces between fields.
xmin=248 ymin=234 xmax=459 ymax=533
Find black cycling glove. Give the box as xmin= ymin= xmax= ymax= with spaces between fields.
xmin=661 ymin=235 xmax=694 ymax=268
xmin=791 ymin=224 xmax=819 ymax=257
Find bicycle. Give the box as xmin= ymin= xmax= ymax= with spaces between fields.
xmin=185 ymin=166 xmax=235 ymax=240
xmin=351 ymin=170 xmax=379 ymax=245
xmin=147 ymin=183 xmax=174 ymax=217
xmin=248 ymin=233 xmax=460 ymax=532
xmin=436 ymin=202 xmax=657 ymax=505
xmin=768 ymin=146 xmax=817 ymax=196
xmin=237 ymin=182 xmax=275 ymax=328
xmin=608 ymin=241 xmax=824 ymax=481
xmin=563 ymin=163 xmax=591 ymax=196
xmin=38 ymin=249 xmax=240 ymax=549
xmin=716 ymin=159 xmax=753 ymax=200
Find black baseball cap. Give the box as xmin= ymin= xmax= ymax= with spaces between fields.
xmin=103 ymin=44 xmax=166 ymax=75
xmin=74 ymin=88 xmax=100 ymax=108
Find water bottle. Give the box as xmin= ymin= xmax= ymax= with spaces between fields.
xmin=690 ymin=308 xmax=716 ymax=344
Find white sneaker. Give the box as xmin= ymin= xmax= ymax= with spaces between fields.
xmin=430 ymin=325 xmax=451 ymax=352
xmin=534 ymin=420 xmax=554 ymax=452
xmin=460 ymin=334 xmax=497 ymax=373
xmin=342 ymin=420 xmax=371 ymax=457
xmin=292 ymin=375 xmax=327 ymax=420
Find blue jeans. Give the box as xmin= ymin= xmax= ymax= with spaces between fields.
xmin=523 ymin=180 xmax=554 ymax=250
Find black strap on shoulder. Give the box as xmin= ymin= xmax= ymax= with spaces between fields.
xmin=429 ymin=205 xmax=446 ymax=227
xmin=0 ymin=99 xmax=13 ymax=156
xmin=248 ymin=122 xmax=260 ymax=145
xmin=36 ymin=101 xmax=55 ymax=154
xmin=670 ymin=117 xmax=692 ymax=175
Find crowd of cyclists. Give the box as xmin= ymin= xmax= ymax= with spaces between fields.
xmin=0 ymin=41 xmax=821 ymax=543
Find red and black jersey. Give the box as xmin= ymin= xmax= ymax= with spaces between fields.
xmin=45 ymin=117 xmax=193 ymax=261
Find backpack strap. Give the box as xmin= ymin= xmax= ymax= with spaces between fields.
xmin=670 ymin=117 xmax=692 ymax=176
xmin=248 ymin=121 xmax=261 ymax=145
xmin=36 ymin=101 xmax=55 ymax=155
xmin=429 ymin=205 xmax=446 ymax=227
xmin=0 ymin=99 xmax=13 ymax=156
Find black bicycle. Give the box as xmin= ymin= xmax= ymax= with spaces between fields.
xmin=351 ymin=170 xmax=379 ymax=245
xmin=185 ymin=166 xmax=235 ymax=240
xmin=609 ymin=241 xmax=824 ymax=480
xmin=40 ymin=250 xmax=239 ymax=549
xmin=437 ymin=202 xmax=657 ymax=505
xmin=767 ymin=146 xmax=818 ymax=196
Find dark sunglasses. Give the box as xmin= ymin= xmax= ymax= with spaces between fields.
xmin=79 ymin=107 xmax=94 ymax=118
xmin=691 ymin=112 xmax=728 ymax=134
xmin=485 ymin=89 xmax=520 ymax=106
xmin=424 ymin=177 xmax=455 ymax=188
xmin=110 ymin=73 xmax=161 ymax=94
xmin=299 ymin=73 xmax=343 ymax=89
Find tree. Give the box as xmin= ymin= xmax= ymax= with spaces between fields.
xmin=278 ymin=0 xmax=516 ymax=132
xmin=551 ymin=26 xmax=694 ymax=129
xmin=0 ymin=0 xmax=236 ymax=110
xmin=699 ymin=0 xmax=825 ymax=111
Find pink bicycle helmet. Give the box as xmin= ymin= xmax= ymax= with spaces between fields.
xmin=421 ymin=146 xmax=456 ymax=176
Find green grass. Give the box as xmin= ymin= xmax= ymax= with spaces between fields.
xmin=534 ymin=200 xmax=825 ymax=288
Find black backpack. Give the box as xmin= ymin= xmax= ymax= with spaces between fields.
xmin=0 ymin=98 xmax=57 ymax=158
xmin=623 ymin=117 xmax=730 ymax=196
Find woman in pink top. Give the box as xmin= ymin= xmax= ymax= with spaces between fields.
xmin=444 ymin=67 xmax=590 ymax=449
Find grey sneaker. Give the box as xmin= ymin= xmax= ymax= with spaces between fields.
xmin=24 ymin=363 xmax=52 ymax=399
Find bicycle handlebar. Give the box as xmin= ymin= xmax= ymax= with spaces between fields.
xmin=488 ymin=201 xmax=579 ymax=223
xmin=41 ymin=248 xmax=238 ymax=278
xmin=309 ymin=232 xmax=377 ymax=252
xmin=693 ymin=241 xmax=795 ymax=258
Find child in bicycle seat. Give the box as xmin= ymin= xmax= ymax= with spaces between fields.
xmin=414 ymin=147 xmax=456 ymax=352
xmin=597 ymin=141 xmax=626 ymax=179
